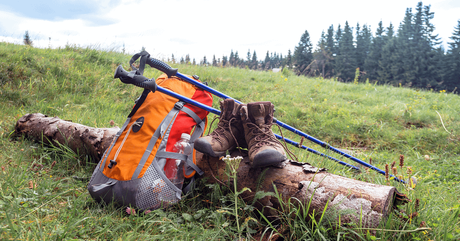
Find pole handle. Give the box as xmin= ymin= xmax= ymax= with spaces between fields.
xmin=146 ymin=58 xmax=178 ymax=78
xmin=114 ymin=65 xmax=157 ymax=92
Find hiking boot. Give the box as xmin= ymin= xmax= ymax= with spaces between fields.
xmin=240 ymin=102 xmax=287 ymax=167
xmin=194 ymin=99 xmax=247 ymax=157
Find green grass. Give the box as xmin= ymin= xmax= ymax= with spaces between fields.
xmin=1 ymin=42 xmax=459 ymax=240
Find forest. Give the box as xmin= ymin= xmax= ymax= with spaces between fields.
xmin=175 ymin=2 xmax=459 ymax=92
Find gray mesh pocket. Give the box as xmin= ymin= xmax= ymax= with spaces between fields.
xmin=135 ymin=161 xmax=180 ymax=210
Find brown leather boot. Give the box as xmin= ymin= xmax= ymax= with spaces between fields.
xmin=194 ymin=99 xmax=247 ymax=157
xmin=240 ymin=101 xmax=286 ymax=167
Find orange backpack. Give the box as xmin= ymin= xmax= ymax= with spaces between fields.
xmin=88 ymin=59 xmax=212 ymax=210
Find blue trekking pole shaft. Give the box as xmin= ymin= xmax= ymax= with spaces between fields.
xmin=146 ymin=58 xmax=404 ymax=183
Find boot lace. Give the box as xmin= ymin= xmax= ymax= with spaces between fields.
xmin=246 ymin=122 xmax=297 ymax=162
xmin=208 ymin=116 xmax=242 ymax=148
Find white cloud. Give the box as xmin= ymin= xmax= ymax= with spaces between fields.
xmin=1 ymin=0 xmax=459 ymax=60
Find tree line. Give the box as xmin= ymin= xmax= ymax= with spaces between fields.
xmin=300 ymin=1 xmax=460 ymax=92
xmin=172 ymin=1 xmax=459 ymax=92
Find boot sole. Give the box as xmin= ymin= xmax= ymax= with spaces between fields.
xmin=194 ymin=139 xmax=226 ymax=157
xmin=253 ymin=149 xmax=286 ymax=168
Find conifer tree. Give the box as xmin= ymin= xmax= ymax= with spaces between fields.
xmin=335 ymin=24 xmax=342 ymax=56
xmin=293 ymin=29 xmax=313 ymax=75
xmin=23 ymin=31 xmax=33 ymax=46
xmin=251 ymin=51 xmax=258 ymax=69
xmin=222 ymin=56 xmax=228 ymax=67
xmin=355 ymin=23 xmax=372 ymax=75
xmin=246 ymin=49 xmax=251 ymax=67
xmin=365 ymin=21 xmax=385 ymax=81
xmin=335 ymin=21 xmax=356 ymax=81
xmin=185 ymin=54 xmax=191 ymax=64
xmin=313 ymin=31 xmax=333 ymax=77
xmin=446 ymin=20 xmax=460 ymax=91
xmin=326 ymin=25 xmax=335 ymax=55
xmin=264 ymin=51 xmax=271 ymax=70
xmin=234 ymin=51 xmax=240 ymax=67
xmin=285 ymin=49 xmax=292 ymax=69
xmin=229 ymin=50 xmax=235 ymax=66
xmin=212 ymin=55 xmax=217 ymax=66
xmin=201 ymin=56 xmax=207 ymax=66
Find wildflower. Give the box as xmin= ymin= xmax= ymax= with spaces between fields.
xmin=392 ymin=167 xmax=398 ymax=176
xmin=399 ymin=155 xmax=404 ymax=167
xmin=385 ymin=164 xmax=389 ymax=181
xmin=391 ymin=161 xmax=396 ymax=169
xmin=407 ymin=166 xmax=413 ymax=175
xmin=424 ymin=155 xmax=430 ymax=161
xmin=284 ymin=78 xmax=287 ymax=81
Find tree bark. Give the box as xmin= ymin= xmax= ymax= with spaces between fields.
xmin=15 ymin=113 xmax=119 ymax=161
xmin=15 ymin=113 xmax=407 ymax=228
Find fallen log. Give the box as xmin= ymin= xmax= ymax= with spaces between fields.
xmin=15 ymin=113 xmax=407 ymax=228
xmin=15 ymin=113 xmax=119 ymax=161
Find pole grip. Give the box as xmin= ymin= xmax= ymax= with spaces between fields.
xmin=114 ymin=65 xmax=157 ymax=92
xmin=146 ymin=58 xmax=178 ymax=78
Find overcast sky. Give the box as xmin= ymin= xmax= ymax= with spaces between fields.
xmin=0 ymin=0 xmax=459 ymax=61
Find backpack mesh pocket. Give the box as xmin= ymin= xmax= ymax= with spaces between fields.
xmin=135 ymin=162 xmax=179 ymax=210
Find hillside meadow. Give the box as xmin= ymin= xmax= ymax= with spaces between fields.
xmin=0 ymin=42 xmax=459 ymax=240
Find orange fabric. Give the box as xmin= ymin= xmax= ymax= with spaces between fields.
xmin=102 ymin=74 xmax=212 ymax=181
xmin=164 ymin=89 xmax=213 ymax=179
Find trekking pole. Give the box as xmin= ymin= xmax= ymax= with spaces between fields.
xmin=114 ymin=64 xmax=360 ymax=171
xmin=145 ymin=58 xmax=406 ymax=183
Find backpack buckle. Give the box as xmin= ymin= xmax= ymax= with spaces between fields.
xmin=108 ymin=159 xmax=117 ymax=169
xmin=174 ymin=101 xmax=185 ymax=110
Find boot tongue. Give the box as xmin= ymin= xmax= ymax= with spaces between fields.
xmin=222 ymin=99 xmax=235 ymax=118
xmin=248 ymin=103 xmax=267 ymax=127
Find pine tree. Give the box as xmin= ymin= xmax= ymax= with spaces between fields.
xmin=185 ymin=54 xmax=191 ymax=64
xmin=234 ymin=51 xmax=240 ymax=67
xmin=335 ymin=24 xmax=342 ymax=56
xmin=293 ymin=29 xmax=314 ymax=75
xmin=313 ymin=31 xmax=333 ymax=77
xmin=378 ymin=24 xmax=399 ymax=84
xmin=326 ymin=25 xmax=335 ymax=55
xmin=365 ymin=21 xmax=385 ymax=81
xmin=251 ymin=51 xmax=258 ymax=69
xmin=23 ymin=31 xmax=33 ymax=46
xmin=222 ymin=56 xmax=228 ymax=67
xmin=202 ymin=56 xmax=208 ymax=66
xmin=246 ymin=49 xmax=251 ymax=67
xmin=229 ymin=50 xmax=235 ymax=66
xmin=285 ymin=49 xmax=292 ymax=69
xmin=355 ymin=24 xmax=372 ymax=76
xmin=446 ymin=20 xmax=460 ymax=91
xmin=264 ymin=51 xmax=271 ymax=70
xmin=212 ymin=55 xmax=217 ymax=66
xmin=335 ymin=21 xmax=356 ymax=81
